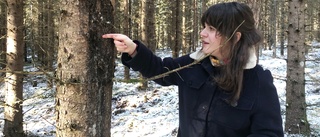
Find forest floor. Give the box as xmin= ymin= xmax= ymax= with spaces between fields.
xmin=0 ymin=42 xmax=320 ymax=137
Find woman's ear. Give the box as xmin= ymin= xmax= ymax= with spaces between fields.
xmin=235 ymin=32 xmax=242 ymax=43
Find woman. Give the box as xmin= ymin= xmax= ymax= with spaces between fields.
xmin=103 ymin=2 xmax=283 ymax=137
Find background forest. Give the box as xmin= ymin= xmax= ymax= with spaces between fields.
xmin=0 ymin=0 xmax=319 ymax=137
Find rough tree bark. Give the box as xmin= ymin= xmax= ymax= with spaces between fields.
xmin=56 ymin=0 xmax=115 ymax=136
xmin=285 ymin=0 xmax=310 ymax=135
xmin=0 ymin=2 xmax=7 ymax=72
xmin=4 ymin=0 xmax=24 ymax=136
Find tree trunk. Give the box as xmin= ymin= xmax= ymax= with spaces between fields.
xmin=46 ymin=0 xmax=55 ymax=88
xmin=131 ymin=0 xmax=140 ymax=40
xmin=56 ymin=0 xmax=115 ymax=136
xmin=244 ymin=0 xmax=261 ymax=28
xmin=285 ymin=0 xmax=310 ymax=135
xmin=244 ymin=0 xmax=262 ymax=63
xmin=185 ymin=0 xmax=192 ymax=53
xmin=167 ymin=0 xmax=173 ymax=52
xmin=318 ymin=12 xmax=320 ymax=41
xmin=141 ymin=0 xmax=146 ymax=44
xmin=265 ymin=0 xmax=272 ymax=51
xmin=145 ymin=0 xmax=156 ymax=52
xmin=37 ymin=0 xmax=45 ymax=64
xmin=172 ymin=0 xmax=181 ymax=58
xmin=112 ymin=0 xmax=120 ymax=33
xmin=37 ymin=0 xmax=55 ymax=70
xmin=139 ymin=0 xmax=148 ymax=90
xmin=4 ymin=0 xmax=25 ymax=136
xmin=139 ymin=0 xmax=156 ymax=89
xmin=0 ymin=2 xmax=6 ymax=72
xmin=123 ymin=0 xmax=131 ymax=80
xmin=271 ymin=0 xmax=277 ymax=58
xmin=181 ymin=0 xmax=186 ymax=55
xmin=46 ymin=0 xmax=55 ymax=71
xmin=192 ymin=0 xmax=199 ymax=52
xmin=279 ymin=0 xmax=286 ymax=56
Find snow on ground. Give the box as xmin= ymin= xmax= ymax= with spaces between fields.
xmin=0 ymin=43 xmax=320 ymax=137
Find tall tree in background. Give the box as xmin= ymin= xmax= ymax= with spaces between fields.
xmin=0 ymin=1 xmax=6 ymax=72
xmin=182 ymin=0 xmax=196 ymax=55
xmin=111 ymin=0 xmax=131 ymax=80
xmin=37 ymin=0 xmax=55 ymax=70
xmin=140 ymin=0 xmax=149 ymax=49
xmin=271 ymin=0 xmax=277 ymax=58
xmin=317 ymin=3 xmax=320 ymax=41
xmin=243 ymin=0 xmax=262 ymax=28
xmin=131 ymin=0 xmax=140 ymax=40
xmin=171 ymin=0 xmax=181 ymax=58
xmin=123 ymin=0 xmax=131 ymax=80
xmin=285 ymin=0 xmax=310 ymax=135
xmin=139 ymin=0 xmax=156 ymax=89
xmin=155 ymin=0 xmax=171 ymax=49
xmin=56 ymin=0 xmax=114 ymax=136
xmin=306 ymin=0 xmax=320 ymax=42
xmin=279 ymin=0 xmax=287 ymax=56
xmin=145 ymin=0 xmax=156 ymax=52
xmin=4 ymin=0 xmax=25 ymax=136
xmin=262 ymin=0 xmax=271 ymax=51
xmin=243 ymin=0 xmax=262 ymax=62
xmin=181 ymin=0 xmax=186 ymax=54
xmin=37 ymin=0 xmax=45 ymax=66
xmin=35 ymin=0 xmax=56 ymax=88
xmin=139 ymin=0 xmax=147 ymax=89
xmin=191 ymin=0 xmax=199 ymax=52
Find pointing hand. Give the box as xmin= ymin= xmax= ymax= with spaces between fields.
xmin=102 ymin=34 xmax=137 ymax=56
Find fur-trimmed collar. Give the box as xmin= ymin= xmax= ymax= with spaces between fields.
xmin=189 ymin=47 xmax=257 ymax=69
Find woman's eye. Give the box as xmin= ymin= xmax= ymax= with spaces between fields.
xmin=203 ymin=24 xmax=216 ymax=31
xmin=209 ymin=27 xmax=216 ymax=31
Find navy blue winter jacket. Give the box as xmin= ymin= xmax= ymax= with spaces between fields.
xmin=122 ymin=41 xmax=284 ymax=137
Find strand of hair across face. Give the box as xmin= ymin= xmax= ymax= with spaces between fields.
xmin=145 ymin=20 xmax=245 ymax=82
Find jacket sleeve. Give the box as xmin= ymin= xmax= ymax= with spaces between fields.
xmin=248 ymin=69 xmax=284 ymax=137
xmin=121 ymin=40 xmax=184 ymax=86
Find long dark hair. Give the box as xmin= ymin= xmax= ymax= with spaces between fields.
xmin=201 ymin=2 xmax=262 ymax=105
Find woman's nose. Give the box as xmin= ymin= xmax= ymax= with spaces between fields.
xmin=200 ymin=29 xmax=207 ymax=38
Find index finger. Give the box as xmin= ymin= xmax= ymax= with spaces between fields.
xmin=102 ymin=34 xmax=123 ymax=39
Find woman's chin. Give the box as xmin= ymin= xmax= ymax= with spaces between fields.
xmin=201 ymin=49 xmax=211 ymax=54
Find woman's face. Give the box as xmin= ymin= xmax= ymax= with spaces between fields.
xmin=200 ymin=23 xmax=228 ymax=60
